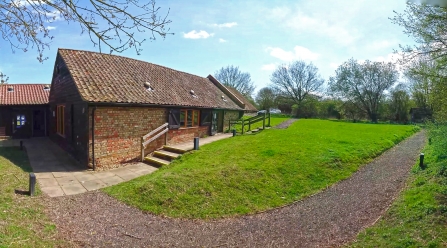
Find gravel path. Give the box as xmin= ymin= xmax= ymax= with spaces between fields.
xmin=274 ymin=118 xmax=298 ymax=129
xmin=45 ymin=131 xmax=426 ymax=247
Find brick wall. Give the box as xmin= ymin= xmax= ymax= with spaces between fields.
xmin=89 ymin=106 xmax=211 ymax=170
xmin=168 ymin=126 xmax=209 ymax=145
xmin=89 ymin=106 xmax=166 ymax=170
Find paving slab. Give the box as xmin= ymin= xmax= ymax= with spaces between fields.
xmin=38 ymin=178 xmax=59 ymax=187
xmin=81 ymin=180 xmax=107 ymax=191
xmin=93 ymin=171 xmax=116 ymax=179
xmin=55 ymin=176 xmax=78 ymax=186
xmin=61 ymin=184 xmax=87 ymax=195
xmin=35 ymin=172 xmax=54 ymax=179
xmin=101 ymin=176 xmax=124 ymax=186
xmin=40 ymin=186 xmax=65 ymax=197
xmin=75 ymin=173 xmax=98 ymax=182
xmin=116 ymin=170 xmax=140 ymax=181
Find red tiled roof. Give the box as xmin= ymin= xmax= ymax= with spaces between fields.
xmin=57 ymin=49 xmax=244 ymax=110
xmin=226 ymin=87 xmax=258 ymax=112
xmin=0 ymin=84 xmax=50 ymax=105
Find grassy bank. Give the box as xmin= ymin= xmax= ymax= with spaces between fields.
xmin=0 ymin=147 xmax=67 ymax=247
xmin=349 ymin=124 xmax=447 ymax=247
xmin=104 ymin=119 xmax=419 ymax=219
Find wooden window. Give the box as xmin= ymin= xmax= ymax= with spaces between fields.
xmin=16 ymin=115 xmax=26 ymax=128
xmin=168 ymin=109 xmax=200 ymax=129
xmin=180 ymin=109 xmax=199 ymax=128
xmin=200 ymin=110 xmax=212 ymax=125
xmin=57 ymin=105 xmax=65 ymax=136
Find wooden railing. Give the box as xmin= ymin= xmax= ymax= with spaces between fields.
xmin=141 ymin=123 xmax=169 ymax=161
xmin=229 ymin=112 xmax=271 ymax=134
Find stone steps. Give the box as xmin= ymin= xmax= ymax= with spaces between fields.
xmin=143 ymin=146 xmax=185 ymax=167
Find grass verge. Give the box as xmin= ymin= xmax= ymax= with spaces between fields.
xmin=0 ymin=147 xmax=67 ymax=247
xmin=349 ymin=124 xmax=447 ymax=247
xmin=104 ymin=119 xmax=419 ymax=219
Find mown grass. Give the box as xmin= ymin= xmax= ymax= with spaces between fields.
xmin=229 ymin=115 xmax=291 ymax=133
xmin=104 ymin=119 xmax=419 ymax=219
xmin=0 ymin=147 xmax=67 ymax=247
xmin=349 ymin=124 xmax=447 ymax=247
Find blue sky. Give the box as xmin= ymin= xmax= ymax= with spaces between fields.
xmin=0 ymin=0 xmax=414 ymax=96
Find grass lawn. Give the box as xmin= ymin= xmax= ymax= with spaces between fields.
xmin=229 ymin=114 xmax=291 ymax=133
xmin=0 ymin=147 xmax=67 ymax=247
xmin=104 ymin=119 xmax=419 ymax=219
xmin=349 ymin=124 xmax=447 ymax=247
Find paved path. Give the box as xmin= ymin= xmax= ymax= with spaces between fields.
xmin=0 ymin=133 xmax=234 ymax=197
xmin=45 ymin=131 xmax=426 ymax=247
xmin=23 ymin=138 xmax=158 ymax=197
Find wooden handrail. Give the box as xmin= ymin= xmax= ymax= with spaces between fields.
xmin=143 ymin=123 xmax=168 ymax=139
xmin=143 ymin=128 xmax=168 ymax=146
xmin=141 ymin=122 xmax=169 ymax=161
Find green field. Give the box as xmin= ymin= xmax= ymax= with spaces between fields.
xmin=104 ymin=119 xmax=419 ymax=219
xmin=0 ymin=147 xmax=67 ymax=247
xmin=349 ymin=124 xmax=447 ymax=247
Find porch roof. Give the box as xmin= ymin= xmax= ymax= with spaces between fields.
xmin=0 ymin=84 xmax=50 ymax=105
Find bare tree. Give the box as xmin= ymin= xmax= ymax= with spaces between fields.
xmin=0 ymin=0 xmax=172 ymax=62
xmin=214 ymin=65 xmax=255 ymax=97
xmin=270 ymin=61 xmax=324 ymax=116
xmin=0 ymin=72 xmax=8 ymax=84
xmin=328 ymin=59 xmax=398 ymax=123
xmin=255 ymin=87 xmax=276 ymax=110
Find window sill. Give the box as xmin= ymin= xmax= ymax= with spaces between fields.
xmin=179 ymin=126 xmax=199 ymax=130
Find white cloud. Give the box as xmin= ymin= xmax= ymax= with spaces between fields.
xmin=261 ymin=63 xmax=277 ymax=71
xmin=183 ymin=30 xmax=214 ymax=39
xmin=266 ymin=46 xmax=320 ymax=62
xmin=373 ymin=53 xmax=399 ymax=64
xmin=45 ymin=10 xmax=61 ymax=21
xmin=329 ymin=62 xmax=340 ymax=69
xmin=47 ymin=26 xmax=56 ymax=30
xmin=211 ymin=22 xmax=238 ymax=28
xmin=219 ymin=38 xmax=227 ymax=43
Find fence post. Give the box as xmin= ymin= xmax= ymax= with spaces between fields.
xmin=263 ymin=112 xmax=266 ymax=129
xmin=268 ymin=112 xmax=271 ymax=127
xmin=165 ymin=129 xmax=168 ymax=146
xmin=141 ymin=137 xmax=144 ymax=161
xmin=194 ymin=137 xmax=199 ymax=150
xmin=29 ymin=173 xmax=36 ymax=196
xmin=420 ymin=153 xmax=425 ymax=168
xmin=242 ymin=120 xmax=245 ymax=134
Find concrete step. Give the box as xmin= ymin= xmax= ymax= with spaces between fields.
xmin=154 ymin=150 xmax=181 ymax=160
xmin=144 ymin=156 xmax=170 ymax=166
xmin=163 ymin=145 xmax=188 ymax=154
xmin=251 ymin=129 xmax=260 ymax=133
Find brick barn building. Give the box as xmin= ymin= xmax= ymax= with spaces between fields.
xmin=48 ymin=49 xmax=247 ymax=170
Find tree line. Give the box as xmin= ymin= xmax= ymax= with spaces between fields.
xmin=216 ymin=2 xmax=447 ymax=123
xmin=215 ymin=58 xmax=422 ymax=123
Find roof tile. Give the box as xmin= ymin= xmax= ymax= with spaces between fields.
xmin=0 ymin=84 xmax=50 ymax=105
xmin=58 ymin=49 xmax=243 ymax=110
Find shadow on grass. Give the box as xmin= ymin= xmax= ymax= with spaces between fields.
xmin=0 ymin=147 xmax=32 ymax=173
